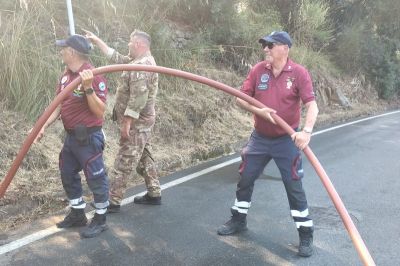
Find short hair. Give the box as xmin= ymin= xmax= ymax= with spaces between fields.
xmin=70 ymin=47 xmax=89 ymax=61
xmin=130 ymin=29 xmax=151 ymax=46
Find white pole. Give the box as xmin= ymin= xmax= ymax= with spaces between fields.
xmin=66 ymin=0 xmax=75 ymax=35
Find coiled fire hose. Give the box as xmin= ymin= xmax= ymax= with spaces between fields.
xmin=0 ymin=64 xmax=375 ymax=265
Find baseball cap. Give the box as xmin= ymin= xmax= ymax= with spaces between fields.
xmin=56 ymin=34 xmax=91 ymax=54
xmin=259 ymin=31 xmax=292 ymax=48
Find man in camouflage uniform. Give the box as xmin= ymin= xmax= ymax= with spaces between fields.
xmin=85 ymin=29 xmax=161 ymax=212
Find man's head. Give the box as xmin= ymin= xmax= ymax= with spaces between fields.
xmin=56 ymin=34 xmax=91 ymax=64
xmin=56 ymin=34 xmax=91 ymax=54
xmin=258 ymin=31 xmax=292 ymax=63
xmin=128 ymin=30 xmax=151 ymax=59
xmin=259 ymin=31 xmax=292 ymax=48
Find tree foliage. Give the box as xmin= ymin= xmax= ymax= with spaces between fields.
xmin=328 ymin=0 xmax=400 ymax=98
xmin=0 ymin=0 xmax=398 ymax=120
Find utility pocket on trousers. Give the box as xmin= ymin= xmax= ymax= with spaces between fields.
xmin=75 ymin=124 xmax=89 ymax=146
xmin=85 ymin=153 xmax=105 ymax=179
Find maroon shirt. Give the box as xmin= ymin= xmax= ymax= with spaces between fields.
xmin=241 ymin=59 xmax=315 ymax=137
xmin=56 ymin=62 xmax=108 ymax=129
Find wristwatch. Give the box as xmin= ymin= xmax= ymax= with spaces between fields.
xmin=84 ymin=88 xmax=94 ymax=95
xmin=303 ymin=127 xmax=313 ymax=134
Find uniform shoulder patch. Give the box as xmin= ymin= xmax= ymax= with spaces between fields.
xmin=99 ymin=82 xmax=106 ymax=91
xmin=61 ymin=75 xmax=68 ymax=84
xmin=261 ymin=74 xmax=269 ymax=83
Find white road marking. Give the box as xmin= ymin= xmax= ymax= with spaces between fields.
xmin=1 ymin=110 xmax=399 ymax=255
xmin=121 ymin=157 xmax=241 ymax=205
xmin=312 ymin=110 xmax=400 ymax=136
xmin=0 ymin=157 xmax=241 ymax=255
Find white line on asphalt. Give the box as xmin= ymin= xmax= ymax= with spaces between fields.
xmin=1 ymin=110 xmax=399 ymax=255
xmin=121 ymin=157 xmax=242 ymax=205
xmin=0 ymin=157 xmax=242 ymax=255
xmin=0 ymin=226 xmax=62 ymax=255
xmin=312 ymin=110 xmax=400 ymax=136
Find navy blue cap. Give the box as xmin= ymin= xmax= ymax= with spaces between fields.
xmin=56 ymin=34 xmax=91 ymax=54
xmin=259 ymin=31 xmax=292 ymax=48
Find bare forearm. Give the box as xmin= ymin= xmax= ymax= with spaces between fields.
xmin=86 ymin=94 xmax=106 ymax=118
xmin=236 ymin=98 xmax=260 ymax=114
xmin=93 ymin=38 xmax=111 ymax=56
xmin=44 ymin=106 xmax=61 ymax=129
xmin=236 ymin=97 xmax=276 ymax=124
xmin=83 ymin=30 xmax=114 ymax=59
xmin=111 ymin=50 xmax=133 ymax=64
xmin=303 ymin=101 xmax=319 ymax=130
xmin=79 ymin=69 xmax=106 ymax=118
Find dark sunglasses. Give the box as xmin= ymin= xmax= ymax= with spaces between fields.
xmin=262 ymin=42 xmax=280 ymax=49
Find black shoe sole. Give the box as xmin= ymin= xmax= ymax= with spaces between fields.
xmin=298 ymin=249 xmax=313 ymax=257
xmin=80 ymin=224 xmax=108 ymax=238
xmin=298 ymin=252 xmax=313 ymax=257
xmin=133 ymin=200 xmax=161 ymax=205
xmin=217 ymin=226 xmax=248 ymax=236
xmin=56 ymin=219 xmax=88 ymax=229
xmin=107 ymin=207 xmax=121 ymax=213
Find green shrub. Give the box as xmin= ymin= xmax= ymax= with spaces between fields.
xmin=290 ymin=0 xmax=334 ymax=50
xmin=333 ymin=23 xmax=364 ymax=74
xmin=3 ymin=0 xmax=378 ymax=121
xmin=359 ymin=35 xmax=400 ymax=99
xmin=290 ymin=45 xmax=338 ymax=75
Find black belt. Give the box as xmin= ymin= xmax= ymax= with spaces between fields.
xmin=254 ymin=128 xmax=298 ymax=139
xmin=65 ymin=126 xmax=102 ymax=135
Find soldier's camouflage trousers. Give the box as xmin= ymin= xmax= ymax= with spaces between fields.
xmin=109 ymin=129 xmax=160 ymax=205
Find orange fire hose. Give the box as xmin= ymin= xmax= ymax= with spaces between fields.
xmin=0 ymin=64 xmax=375 ymax=265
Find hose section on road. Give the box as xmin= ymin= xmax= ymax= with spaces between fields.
xmin=0 ymin=64 xmax=375 ymax=265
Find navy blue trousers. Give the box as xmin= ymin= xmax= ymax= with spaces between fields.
xmin=233 ymin=130 xmax=313 ymax=228
xmin=59 ymin=130 xmax=109 ymax=207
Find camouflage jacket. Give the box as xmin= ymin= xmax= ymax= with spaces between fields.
xmin=111 ymin=50 xmax=158 ymax=132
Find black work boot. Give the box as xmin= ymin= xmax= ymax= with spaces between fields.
xmin=80 ymin=213 xmax=108 ymax=238
xmin=298 ymin=226 xmax=314 ymax=257
xmin=217 ymin=209 xmax=247 ymax=235
xmin=107 ymin=203 xmax=121 ymax=213
xmin=56 ymin=208 xmax=87 ymax=228
xmin=134 ymin=193 xmax=161 ymax=205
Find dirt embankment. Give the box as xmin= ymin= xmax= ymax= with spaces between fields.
xmin=0 ymin=70 xmax=398 ymax=237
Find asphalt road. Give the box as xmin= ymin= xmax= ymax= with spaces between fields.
xmin=0 ymin=111 xmax=399 ymax=266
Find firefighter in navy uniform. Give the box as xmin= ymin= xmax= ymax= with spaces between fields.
xmin=34 ymin=34 xmax=110 ymax=238
xmin=217 ymin=31 xmax=319 ymax=257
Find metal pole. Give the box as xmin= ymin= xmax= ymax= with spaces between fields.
xmin=66 ymin=0 xmax=75 ymax=35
